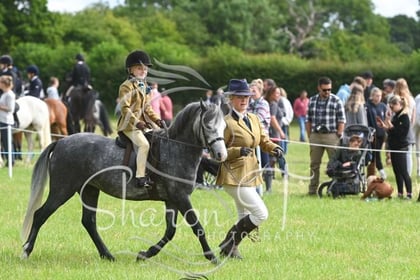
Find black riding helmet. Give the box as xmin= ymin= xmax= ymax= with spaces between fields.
xmin=125 ymin=50 xmax=152 ymax=70
xmin=0 ymin=55 xmax=13 ymax=66
xmin=26 ymin=65 xmax=39 ymax=75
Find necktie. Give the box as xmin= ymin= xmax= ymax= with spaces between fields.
xmin=243 ymin=115 xmax=252 ymax=130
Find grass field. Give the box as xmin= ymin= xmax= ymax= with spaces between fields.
xmin=0 ymin=121 xmax=419 ymax=280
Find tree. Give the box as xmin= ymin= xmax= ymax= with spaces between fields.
xmin=0 ymin=0 xmax=61 ymax=52
xmin=388 ymin=15 xmax=420 ymax=53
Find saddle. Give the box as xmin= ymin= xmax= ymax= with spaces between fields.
xmin=115 ymin=131 xmax=161 ymax=168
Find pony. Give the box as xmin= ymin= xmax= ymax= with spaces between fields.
xmin=21 ymin=101 xmax=227 ymax=263
xmin=11 ymin=96 xmax=51 ymax=163
xmin=44 ymin=98 xmax=68 ymax=140
xmin=66 ymin=86 xmax=98 ymax=133
xmin=92 ymin=99 xmax=113 ymax=136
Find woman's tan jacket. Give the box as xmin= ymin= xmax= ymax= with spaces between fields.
xmin=216 ymin=111 xmax=280 ymax=187
xmin=117 ymin=79 xmax=160 ymax=131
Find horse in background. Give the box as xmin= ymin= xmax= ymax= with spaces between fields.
xmin=21 ymin=101 xmax=227 ymax=262
xmin=12 ymin=96 xmax=51 ymax=163
xmin=93 ymin=99 xmax=113 ymax=136
xmin=66 ymin=86 xmax=97 ymax=133
xmin=66 ymin=86 xmax=113 ymax=136
xmin=44 ymin=98 xmax=68 ymax=140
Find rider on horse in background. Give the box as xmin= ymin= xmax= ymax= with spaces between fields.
xmin=117 ymin=50 xmax=165 ymax=188
xmin=25 ymin=65 xmax=44 ymax=99
xmin=65 ymin=53 xmax=92 ymax=98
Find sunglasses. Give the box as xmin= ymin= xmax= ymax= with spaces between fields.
xmin=321 ymin=88 xmax=332 ymax=93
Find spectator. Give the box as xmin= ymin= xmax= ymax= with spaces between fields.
xmin=0 ymin=55 xmax=22 ymax=96
xmin=266 ymin=86 xmax=286 ymax=174
xmin=25 ymin=65 xmax=44 ymax=98
xmin=306 ymin=76 xmax=346 ymax=195
xmin=336 ymin=76 xmax=366 ymax=105
xmin=46 ymin=77 xmax=61 ymax=100
xmin=216 ymin=78 xmax=282 ymax=259
xmin=263 ymin=78 xmax=276 ymax=97
xmin=150 ymin=82 xmax=161 ymax=118
xmin=366 ymin=87 xmax=388 ymax=179
xmin=0 ymin=75 xmax=16 ymax=166
xmin=204 ymin=90 xmax=213 ymax=105
xmin=376 ymin=95 xmax=412 ymax=199
xmin=382 ymin=79 xmax=396 ymax=103
xmin=326 ymin=133 xmax=363 ymax=177
xmin=293 ymin=90 xmax=309 ymax=142
xmin=394 ymin=78 xmax=416 ymax=177
xmin=361 ymin=70 xmax=376 ymax=102
xmin=159 ymin=90 xmax=173 ymax=126
xmin=344 ymin=84 xmax=368 ymax=127
xmin=248 ymin=78 xmax=272 ymax=193
xmin=279 ymin=87 xmax=293 ymax=154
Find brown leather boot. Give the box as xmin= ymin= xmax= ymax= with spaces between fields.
xmin=219 ymin=215 xmax=257 ymax=259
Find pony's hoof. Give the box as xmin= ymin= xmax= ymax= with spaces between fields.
xmin=21 ymin=251 xmax=29 ymax=260
xmin=210 ymin=256 xmax=219 ymax=265
xmin=136 ymin=251 xmax=148 ymax=261
xmin=204 ymin=251 xmax=218 ymax=263
xmin=100 ymin=253 xmax=115 ymax=261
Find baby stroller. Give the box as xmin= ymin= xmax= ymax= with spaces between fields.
xmin=318 ymin=124 xmax=375 ymax=198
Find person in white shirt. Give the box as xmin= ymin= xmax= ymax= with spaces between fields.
xmin=46 ymin=77 xmax=60 ymax=100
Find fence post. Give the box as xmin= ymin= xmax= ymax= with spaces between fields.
xmin=7 ymin=124 xmax=12 ymax=178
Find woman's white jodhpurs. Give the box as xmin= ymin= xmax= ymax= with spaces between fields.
xmin=223 ymin=186 xmax=268 ymax=226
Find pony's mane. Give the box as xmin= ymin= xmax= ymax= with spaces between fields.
xmin=169 ymin=102 xmax=220 ymax=136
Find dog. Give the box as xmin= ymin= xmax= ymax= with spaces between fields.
xmin=361 ymin=175 xmax=393 ymax=200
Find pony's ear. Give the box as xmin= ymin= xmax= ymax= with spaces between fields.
xmin=200 ymin=99 xmax=207 ymax=111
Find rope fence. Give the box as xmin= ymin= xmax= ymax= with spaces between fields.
xmin=1 ymin=125 xmax=420 ymax=179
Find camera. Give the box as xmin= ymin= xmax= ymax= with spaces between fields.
xmin=315 ymin=124 xmax=329 ymax=133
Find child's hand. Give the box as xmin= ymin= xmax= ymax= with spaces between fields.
xmin=342 ymin=161 xmax=351 ymax=167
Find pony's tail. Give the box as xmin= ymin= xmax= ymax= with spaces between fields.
xmin=99 ymin=101 xmax=113 ymax=136
xmin=21 ymin=141 xmax=57 ymax=242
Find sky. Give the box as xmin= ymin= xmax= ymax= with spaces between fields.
xmin=48 ymin=0 xmax=419 ymax=18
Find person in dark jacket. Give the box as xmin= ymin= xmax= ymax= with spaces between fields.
xmin=71 ymin=53 xmax=91 ymax=88
xmin=377 ymin=95 xmax=412 ymax=199
xmin=25 ymin=65 xmax=43 ymax=98
xmin=366 ymin=87 xmax=388 ymax=179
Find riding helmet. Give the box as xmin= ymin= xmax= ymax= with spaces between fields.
xmin=0 ymin=55 xmax=13 ymax=65
xmin=75 ymin=53 xmax=84 ymax=61
xmin=125 ymin=50 xmax=152 ymax=69
xmin=26 ymin=65 xmax=39 ymax=75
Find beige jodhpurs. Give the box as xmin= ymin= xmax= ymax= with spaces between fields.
xmin=123 ymin=129 xmax=149 ymax=178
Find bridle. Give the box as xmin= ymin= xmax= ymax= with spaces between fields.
xmin=197 ymin=106 xmax=224 ymax=151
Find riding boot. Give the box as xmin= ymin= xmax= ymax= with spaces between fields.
xmin=136 ymin=177 xmax=154 ymax=188
xmin=219 ymin=215 xmax=257 ymax=259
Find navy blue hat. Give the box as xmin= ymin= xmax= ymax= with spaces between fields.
xmin=225 ymin=79 xmax=254 ymax=96
xmin=75 ymin=53 xmax=84 ymax=61
xmin=26 ymin=65 xmax=39 ymax=75
xmin=361 ymin=71 xmax=373 ymax=79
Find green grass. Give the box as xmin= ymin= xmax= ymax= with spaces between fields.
xmin=0 ymin=122 xmax=419 ymax=279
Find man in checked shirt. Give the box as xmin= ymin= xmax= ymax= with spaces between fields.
xmin=305 ymin=76 xmax=346 ymax=196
